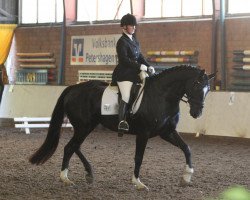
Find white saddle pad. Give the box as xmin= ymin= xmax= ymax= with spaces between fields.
xmin=101 ymin=86 xmax=119 ymax=115
xmin=101 ymin=84 xmax=145 ymax=115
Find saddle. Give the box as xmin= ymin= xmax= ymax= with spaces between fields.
xmin=101 ymin=71 xmax=148 ymax=116
xmin=101 ymin=82 xmax=143 ymax=116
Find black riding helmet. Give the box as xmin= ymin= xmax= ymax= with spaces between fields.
xmin=120 ymin=13 xmax=137 ymax=27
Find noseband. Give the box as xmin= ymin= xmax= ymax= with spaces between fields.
xmin=181 ymin=95 xmax=204 ymax=108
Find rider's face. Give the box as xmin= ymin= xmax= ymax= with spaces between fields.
xmin=124 ymin=25 xmax=136 ymax=35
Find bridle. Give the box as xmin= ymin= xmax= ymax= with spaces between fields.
xmin=181 ymin=94 xmax=204 ymax=108
xmin=181 ymin=79 xmax=209 ymax=108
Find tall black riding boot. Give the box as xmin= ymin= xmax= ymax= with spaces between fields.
xmin=118 ymin=100 xmax=129 ymax=136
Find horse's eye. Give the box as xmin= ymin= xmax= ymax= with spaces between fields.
xmin=193 ymin=81 xmax=201 ymax=90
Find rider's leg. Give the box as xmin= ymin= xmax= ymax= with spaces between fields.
xmin=117 ymin=81 xmax=133 ymax=134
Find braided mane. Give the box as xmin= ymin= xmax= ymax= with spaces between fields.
xmin=147 ymin=65 xmax=200 ymax=82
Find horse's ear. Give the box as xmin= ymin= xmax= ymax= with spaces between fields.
xmin=207 ymin=71 xmax=217 ymax=81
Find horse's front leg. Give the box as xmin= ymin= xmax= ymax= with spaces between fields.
xmin=132 ymin=135 xmax=149 ymax=191
xmin=160 ymin=130 xmax=194 ymax=185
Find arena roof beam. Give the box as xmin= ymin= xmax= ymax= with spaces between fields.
xmin=0 ymin=8 xmax=15 ymax=21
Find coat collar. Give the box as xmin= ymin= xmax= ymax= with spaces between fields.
xmin=122 ymin=33 xmax=138 ymax=47
xmin=123 ymin=30 xmax=133 ymax=40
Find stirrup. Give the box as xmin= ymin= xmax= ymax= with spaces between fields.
xmin=118 ymin=120 xmax=129 ymax=136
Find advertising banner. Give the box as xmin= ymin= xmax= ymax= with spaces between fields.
xmin=71 ymin=34 xmax=121 ymax=66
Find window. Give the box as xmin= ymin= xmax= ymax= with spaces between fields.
xmin=182 ymin=0 xmax=203 ymax=16
xmin=145 ymin=0 xmax=213 ymax=18
xmin=21 ymin=0 xmax=37 ymax=23
xmin=77 ymin=0 xmax=131 ymax=22
xmin=38 ymin=0 xmax=56 ymax=23
xmin=20 ymin=0 xmax=63 ymax=24
xmin=21 ymin=0 xmax=131 ymax=24
xmin=164 ymin=0 xmax=182 ymax=17
xmin=145 ymin=0 xmax=163 ymax=18
xmin=228 ymin=0 xmax=250 ymax=14
xmin=20 ymin=0 xmax=216 ymax=24
xmin=77 ymin=0 xmax=96 ymax=22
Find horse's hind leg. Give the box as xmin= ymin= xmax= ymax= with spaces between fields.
xmin=160 ymin=130 xmax=194 ymax=185
xmin=75 ymin=149 xmax=93 ymax=184
xmin=60 ymin=126 xmax=93 ymax=185
xmin=60 ymin=136 xmax=80 ymax=185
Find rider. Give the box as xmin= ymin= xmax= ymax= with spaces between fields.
xmin=112 ymin=13 xmax=155 ymax=134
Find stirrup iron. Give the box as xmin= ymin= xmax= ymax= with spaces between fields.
xmin=118 ymin=120 xmax=129 ymax=137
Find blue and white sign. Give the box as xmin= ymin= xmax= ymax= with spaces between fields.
xmin=71 ymin=34 xmax=121 ymax=66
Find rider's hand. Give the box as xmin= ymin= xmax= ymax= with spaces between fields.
xmin=140 ymin=64 xmax=148 ymax=71
xmin=148 ymin=66 xmax=155 ymax=74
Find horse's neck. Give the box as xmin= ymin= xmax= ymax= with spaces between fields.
xmin=164 ymin=81 xmax=185 ymax=101
xmin=147 ymin=70 xmax=194 ymax=99
xmin=145 ymin=78 xmax=185 ymax=103
xmin=159 ymin=69 xmax=196 ymax=83
xmin=150 ymin=67 xmax=200 ymax=103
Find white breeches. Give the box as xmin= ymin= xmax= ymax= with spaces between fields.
xmin=117 ymin=81 xmax=133 ymax=103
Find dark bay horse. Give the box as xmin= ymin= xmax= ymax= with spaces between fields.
xmin=29 ymin=65 xmax=215 ymax=190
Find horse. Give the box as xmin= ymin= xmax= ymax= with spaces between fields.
xmin=29 ymin=65 xmax=215 ymax=190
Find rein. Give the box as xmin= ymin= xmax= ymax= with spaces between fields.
xmin=131 ymin=85 xmax=145 ymax=111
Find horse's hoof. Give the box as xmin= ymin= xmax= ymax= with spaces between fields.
xmin=61 ymin=178 xmax=75 ymax=186
xmin=134 ymin=184 xmax=149 ymax=191
xmin=181 ymin=165 xmax=194 ymax=187
xmin=85 ymin=173 xmax=94 ymax=184
xmin=179 ymin=178 xmax=191 ymax=187
xmin=132 ymin=175 xmax=149 ymax=191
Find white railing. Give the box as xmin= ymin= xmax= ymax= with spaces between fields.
xmin=14 ymin=117 xmax=72 ymax=134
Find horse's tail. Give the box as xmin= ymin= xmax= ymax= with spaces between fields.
xmin=29 ymin=86 xmax=71 ymax=165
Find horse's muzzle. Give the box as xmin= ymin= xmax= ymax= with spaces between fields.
xmin=190 ymin=107 xmax=202 ymax=119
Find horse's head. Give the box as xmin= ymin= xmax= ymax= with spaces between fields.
xmin=185 ymin=70 xmax=215 ymax=119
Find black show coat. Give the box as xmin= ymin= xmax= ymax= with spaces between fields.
xmin=112 ymin=33 xmax=150 ymax=83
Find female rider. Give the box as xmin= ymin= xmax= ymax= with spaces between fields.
xmin=112 ymin=13 xmax=155 ymax=134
